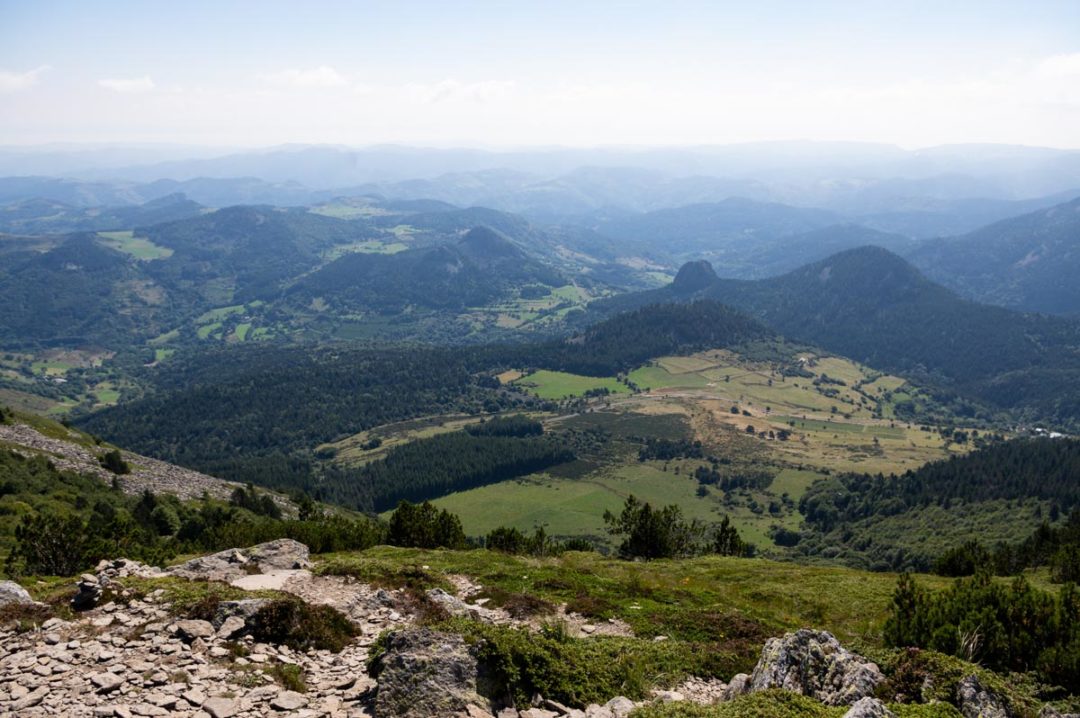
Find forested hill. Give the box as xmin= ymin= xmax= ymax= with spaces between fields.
xmin=141 ymin=205 xmax=377 ymax=301
xmin=801 ymin=438 xmax=1080 ymax=533
xmin=531 ymin=300 xmax=772 ymax=376
xmin=0 ymin=234 xmax=164 ymax=347
xmin=78 ymin=301 xmax=772 ymax=492
xmin=906 ymin=196 xmax=1080 ymax=315
xmin=796 ymin=437 xmax=1080 ymax=571
xmin=592 ymin=247 xmax=1080 ymax=428
xmin=286 ymin=226 xmax=565 ymax=312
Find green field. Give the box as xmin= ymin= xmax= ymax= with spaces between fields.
xmin=148 ymin=329 xmax=180 ymax=346
xmin=514 ymin=370 xmax=630 ymax=399
xmin=373 ymin=348 xmax=967 ymax=555
xmin=93 ymin=386 xmax=120 ymax=405
xmin=322 ymin=240 xmax=409 ymax=259
xmin=96 ymin=231 xmax=173 ymax=260
xmin=196 ymin=321 xmax=223 ymax=339
xmin=234 ymin=322 xmax=252 ymax=341
xmin=154 ymin=348 xmax=175 ymax=362
xmin=430 ymin=457 xmax=795 ymax=550
xmin=196 ymin=304 xmax=245 ymax=324
xmin=629 ymin=364 xmax=711 ymax=390
xmin=30 ymin=360 xmax=72 ymax=376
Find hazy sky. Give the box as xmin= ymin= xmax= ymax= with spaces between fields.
xmin=2 ymin=0 xmax=1080 ymax=149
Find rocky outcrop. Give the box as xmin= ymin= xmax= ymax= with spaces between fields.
xmin=956 ymin=675 xmax=1011 ymax=718
xmin=0 ymin=580 xmax=32 ymax=607
xmin=167 ymin=539 xmax=310 ymax=583
xmin=370 ymin=628 xmax=488 ymax=718
xmin=747 ymin=629 xmax=884 ymax=706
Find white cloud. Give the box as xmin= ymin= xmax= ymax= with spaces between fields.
xmin=1037 ymin=53 xmax=1080 ymax=77
xmin=98 ymin=76 xmax=156 ymax=93
xmin=0 ymin=65 xmax=49 ymax=93
xmin=404 ymin=79 xmax=516 ymax=104
xmin=260 ymin=66 xmax=349 ymax=88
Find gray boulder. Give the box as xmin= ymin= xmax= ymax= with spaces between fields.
xmin=721 ymin=673 xmax=751 ymax=702
xmin=0 ymin=580 xmax=32 ymax=606
xmin=372 ymin=628 xmax=488 ymax=718
xmin=748 ymin=629 xmax=884 ymax=706
xmin=168 ymin=539 xmax=310 ymax=582
xmin=174 ymin=619 xmax=215 ymax=641
xmin=844 ymin=697 xmax=897 ymax=718
xmin=956 ymin=675 xmax=1011 ymax=718
xmin=604 ymin=697 xmax=636 ymax=718
xmin=246 ymin=538 xmax=311 ymax=570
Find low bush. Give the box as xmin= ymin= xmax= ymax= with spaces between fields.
xmin=268 ymin=663 xmax=307 ymax=693
xmin=247 ymin=599 xmax=357 ymax=653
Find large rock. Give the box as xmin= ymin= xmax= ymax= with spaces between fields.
xmin=748 ymin=629 xmax=884 ymax=706
xmin=168 ymin=539 xmax=310 ymax=582
xmin=721 ymin=673 xmax=750 ymax=701
xmin=0 ymin=580 xmax=32 ymax=606
xmin=246 ymin=538 xmax=311 ymax=570
xmin=372 ymin=628 xmax=488 ymax=718
xmin=956 ymin=675 xmax=1011 ymax=718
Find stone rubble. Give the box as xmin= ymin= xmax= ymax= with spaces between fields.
xmin=0 ymin=421 xmax=247 ymax=502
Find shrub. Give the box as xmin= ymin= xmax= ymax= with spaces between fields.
xmin=268 ymin=663 xmax=307 ymax=693
xmin=884 ymin=572 xmax=1080 ymax=692
xmin=150 ymin=505 xmax=181 ymax=536
xmin=7 ymin=512 xmax=89 ymax=576
xmin=387 ymin=500 xmax=466 ymax=549
xmin=99 ymin=449 xmax=130 ymax=475
xmin=604 ymin=495 xmax=704 ymax=559
xmin=247 ymin=599 xmax=357 ymax=653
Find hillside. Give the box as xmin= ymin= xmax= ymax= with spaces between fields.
xmin=599 ymin=248 xmax=1080 ymax=428
xmin=796 ymin=436 xmax=1080 ymax=571
xmin=0 ymin=407 xmax=242 ymax=501
xmin=0 ymin=193 xmax=204 ymax=234
xmin=907 ymin=196 xmax=1080 ymax=315
xmin=287 ymin=226 xmax=566 ymax=313
xmin=0 ymin=233 xmax=175 ymax=347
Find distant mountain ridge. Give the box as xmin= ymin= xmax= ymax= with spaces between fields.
xmin=907 ymin=196 xmax=1080 ymax=315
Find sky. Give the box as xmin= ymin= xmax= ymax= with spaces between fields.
xmin=2 ymin=0 xmax=1080 ymax=149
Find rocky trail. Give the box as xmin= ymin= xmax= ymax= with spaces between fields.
xmin=0 ymin=540 xmax=1066 ymax=718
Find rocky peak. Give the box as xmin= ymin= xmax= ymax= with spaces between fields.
xmin=672 ymin=260 xmax=718 ymax=293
